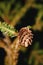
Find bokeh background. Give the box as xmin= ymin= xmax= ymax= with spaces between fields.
xmin=0 ymin=0 xmax=43 ymax=65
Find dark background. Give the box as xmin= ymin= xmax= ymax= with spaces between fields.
xmin=0 ymin=0 xmax=43 ymax=65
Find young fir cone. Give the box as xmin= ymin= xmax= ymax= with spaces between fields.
xmin=18 ymin=27 xmax=33 ymax=47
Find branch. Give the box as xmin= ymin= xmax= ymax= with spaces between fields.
xmin=0 ymin=40 xmax=11 ymax=54
xmin=32 ymin=10 xmax=43 ymax=31
xmin=10 ymin=0 xmax=34 ymax=26
xmin=1 ymin=14 xmax=10 ymax=24
xmin=32 ymin=4 xmax=43 ymax=9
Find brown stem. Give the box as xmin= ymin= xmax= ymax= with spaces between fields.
xmin=1 ymin=14 xmax=10 ymax=24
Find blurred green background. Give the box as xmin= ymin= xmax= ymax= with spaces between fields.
xmin=0 ymin=0 xmax=43 ymax=65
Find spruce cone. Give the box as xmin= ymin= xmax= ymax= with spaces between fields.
xmin=18 ymin=27 xmax=33 ymax=47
